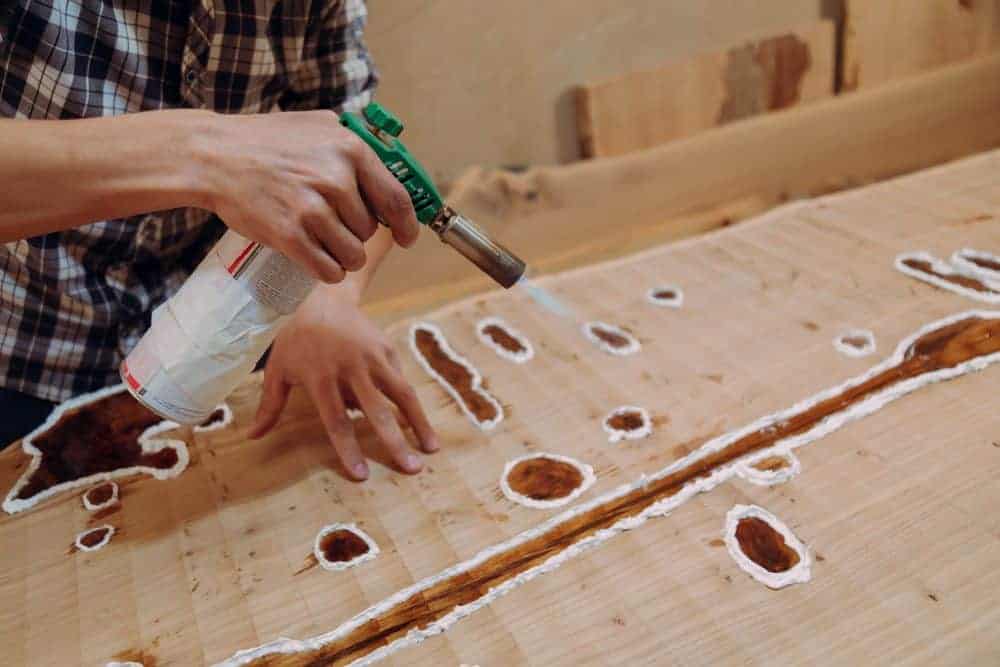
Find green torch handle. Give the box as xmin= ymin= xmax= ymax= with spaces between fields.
xmin=340 ymin=103 xmax=445 ymax=224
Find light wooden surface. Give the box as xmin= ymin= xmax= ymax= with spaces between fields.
xmin=843 ymin=0 xmax=1000 ymax=90
xmin=365 ymin=54 xmax=1000 ymax=324
xmin=365 ymin=0 xmax=825 ymax=179
xmin=576 ymin=21 xmax=835 ymax=158
xmin=2 ymin=149 xmax=1000 ymax=666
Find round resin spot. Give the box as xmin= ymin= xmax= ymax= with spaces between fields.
xmin=476 ymin=317 xmax=534 ymax=363
xmin=833 ymin=329 xmax=876 ymax=358
xmin=736 ymin=451 xmax=801 ymax=486
xmin=75 ymin=524 xmax=115 ymax=553
xmin=582 ymin=322 xmax=640 ymax=356
xmin=723 ymin=504 xmax=811 ymax=589
xmin=313 ymin=523 xmax=379 ymax=572
xmin=646 ymin=285 xmax=684 ymax=308
xmin=602 ymin=406 xmax=653 ymax=443
xmin=82 ymin=481 xmax=119 ymax=511
xmin=501 ymin=453 xmax=596 ymax=509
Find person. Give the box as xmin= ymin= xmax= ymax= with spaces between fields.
xmin=0 ymin=1 xmax=439 ymax=480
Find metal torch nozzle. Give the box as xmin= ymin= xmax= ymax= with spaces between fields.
xmin=430 ymin=207 xmax=526 ymax=289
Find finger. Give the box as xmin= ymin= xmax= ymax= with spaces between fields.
xmin=352 ymin=372 xmax=422 ymax=474
xmin=310 ymin=376 xmax=369 ymax=481
xmin=333 ymin=183 xmax=379 ymax=243
xmin=376 ymin=363 xmax=439 ymax=453
xmin=290 ymin=226 xmax=347 ymax=284
xmin=250 ymin=363 xmax=291 ymax=438
xmin=351 ymin=140 xmax=420 ymax=248
xmin=303 ymin=203 xmax=367 ymax=273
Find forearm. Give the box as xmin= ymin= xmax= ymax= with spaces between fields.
xmin=0 ymin=111 xmax=213 ymax=241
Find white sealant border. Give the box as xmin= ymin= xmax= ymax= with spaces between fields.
xmin=951 ymin=248 xmax=1000 ymax=283
xmin=895 ymin=251 xmax=1000 ymax=303
xmin=833 ymin=329 xmax=877 ymax=358
xmin=82 ymin=481 xmax=120 ymax=512
xmin=216 ymin=310 xmax=1000 ymax=667
xmin=582 ymin=321 xmax=641 ymax=356
xmin=313 ymin=523 xmax=380 ymax=572
xmin=499 ymin=452 xmax=597 ymax=510
xmin=735 ymin=450 xmax=802 ymax=487
xmin=602 ymin=406 xmax=653 ymax=443
xmin=646 ymin=285 xmax=684 ymax=308
xmin=475 ymin=316 xmax=534 ymax=364
xmin=3 ymin=383 xmax=190 ymax=515
xmin=409 ymin=322 xmax=504 ymax=430
xmin=193 ymin=402 xmax=234 ymax=433
xmin=723 ymin=504 xmax=811 ymax=590
xmin=74 ymin=524 xmax=115 ymax=553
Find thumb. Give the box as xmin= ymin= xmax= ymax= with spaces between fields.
xmin=250 ymin=365 xmax=291 ymax=438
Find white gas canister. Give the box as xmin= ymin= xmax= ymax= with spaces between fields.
xmin=120 ymin=230 xmax=316 ymax=424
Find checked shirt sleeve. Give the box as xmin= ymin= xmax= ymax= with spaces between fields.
xmin=281 ymin=0 xmax=378 ymax=114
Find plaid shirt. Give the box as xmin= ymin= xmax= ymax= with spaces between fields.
xmin=0 ymin=0 xmax=376 ymax=402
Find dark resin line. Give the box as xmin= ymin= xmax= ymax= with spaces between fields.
xmin=243 ymin=315 xmax=1000 ymax=666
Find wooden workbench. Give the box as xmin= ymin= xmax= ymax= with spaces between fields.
xmin=2 ymin=150 xmax=999 ymax=666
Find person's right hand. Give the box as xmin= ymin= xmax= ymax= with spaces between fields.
xmin=196 ymin=110 xmax=420 ymax=283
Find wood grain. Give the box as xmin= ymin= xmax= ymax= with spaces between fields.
xmin=843 ymin=0 xmax=1000 ymax=91
xmin=576 ymin=21 xmax=834 ymax=158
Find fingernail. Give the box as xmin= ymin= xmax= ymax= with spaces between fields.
xmin=353 ymin=462 xmax=369 ymax=479
xmin=405 ymin=453 xmax=422 ymax=471
xmin=425 ymin=437 xmax=440 ymax=452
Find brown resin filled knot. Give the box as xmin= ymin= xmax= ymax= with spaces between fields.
xmin=734 ymin=516 xmax=801 ymax=573
xmin=84 ymin=482 xmax=116 ymax=507
xmin=501 ymin=453 xmax=595 ymax=508
xmin=320 ymin=529 xmax=371 ymax=564
xmin=608 ymin=411 xmax=644 ymax=431
xmin=481 ymin=324 xmax=526 ymax=354
xmin=751 ymin=456 xmax=790 ymax=473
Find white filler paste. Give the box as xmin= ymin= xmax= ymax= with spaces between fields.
xmin=602 ymin=406 xmax=653 ymax=443
xmin=193 ymin=402 xmax=234 ymax=433
xmin=951 ymin=248 xmax=1000 ymax=283
xmin=646 ymin=285 xmax=684 ymax=308
xmin=74 ymin=524 xmax=115 ymax=553
xmin=895 ymin=251 xmax=1000 ymax=303
xmin=409 ymin=322 xmax=504 ymax=430
xmin=833 ymin=329 xmax=876 ymax=358
xmin=500 ymin=453 xmax=596 ymax=510
xmin=313 ymin=523 xmax=380 ymax=572
xmin=475 ymin=316 xmax=534 ymax=364
xmin=735 ymin=450 xmax=801 ymax=487
xmin=582 ymin=322 xmax=641 ymax=356
xmin=216 ymin=310 xmax=1000 ymax=667
xmin=723 ymin=504 xmax=811 ymax=589
xmin=82 ymin=481 xmax=120 ymax=512
xmin=3 ymin=384 xmax=190 ymax=515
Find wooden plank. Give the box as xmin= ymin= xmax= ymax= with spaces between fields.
xmin=2 ymin=148 xmax=1000 ymax=665
xmin=365 ymin=54 xmax=1000 ymax=324
xmin=843 ymin=0 xmax=1000 ymax=91
xmin=576 ymin=21 xmax=835 ymax=158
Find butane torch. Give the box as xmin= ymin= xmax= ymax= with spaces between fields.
xmin=341 ymin=103 xmax=526 ymax=288
xmin=121 ymin=102 xmax=527 ymax=425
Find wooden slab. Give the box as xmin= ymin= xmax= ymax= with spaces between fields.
xmin=576 ymin=21 xmax=834 ymax=158
xmin=2 ymin=151 xmax=1000 ymax=665
xmin=843 ymin=0 xmax=1000 ymax=91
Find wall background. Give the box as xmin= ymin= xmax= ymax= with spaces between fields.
xmin=365 ymin=1 xmax=824 ymax=183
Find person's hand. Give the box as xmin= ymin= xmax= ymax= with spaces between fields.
xmin=195 ymin=110 xmax=420 ymax=283
xmin=249 ymin=285 xmax=439 ymax=480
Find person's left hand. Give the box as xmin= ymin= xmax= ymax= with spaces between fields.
xmin=249 ymin=285 xmax=438 ymax=480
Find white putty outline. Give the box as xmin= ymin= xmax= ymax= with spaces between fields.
xmin=895 ymin=251 xmax=1000 ymax=303
xmin=82 ymin=481 xmax=120 ymax=512
xmin=646 ymin=285 xmax=684 ymax=308
xmin=74 ymin=524 xmax=115 ymax=553
xmin=582 ymin=321 xmax=641 ymax=356
xmin=409 ymin=322 xmax=504 ymax=430
xmin=833 ymin=329 xmax=877 ymax=358
xmin=216 ymin=310 xmax=1000 ymax=667
xmin=3 ymin=383 xmax=190 ymax=515
xmin=313 ymin=523 xmax=380 ymax=572
xmin=723 ymin=504 xmax=811 ymax=589
xmin=951 ymin=248 xmax=1000 ymax=283
xmin=105 ymin=662 xmax=142 ymax=667
xmin=475 ymin=316 xmax=534 ymax=364
xmin=193 ymin=402 xmax=233 ymax=433
xmin=499 ymin=452 xmax=597 ymax=510
xmin=602 ymin=406 xmax=653 ymax=443
xmin=735 ymin=450 xmax=801 ymax=487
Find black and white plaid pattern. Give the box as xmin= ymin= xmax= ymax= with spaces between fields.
xmin=0 ymin=1 xmax=376 ymax=402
